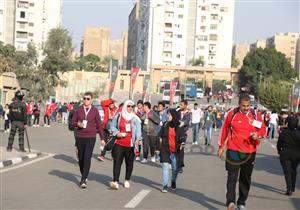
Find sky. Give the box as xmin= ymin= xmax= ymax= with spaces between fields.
xmin=62 ymin=0 xmax=300 ymax=51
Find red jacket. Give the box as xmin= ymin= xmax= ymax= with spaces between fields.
xmin=218 ymin=109 xmax=266 ymax=153
xmin=101 ymin=99 xmax=117 ymax=129
xmin=26 ymin=103 xmax=33 ymax=115
xmin=45 ymin=105 xmax=52 ymax=116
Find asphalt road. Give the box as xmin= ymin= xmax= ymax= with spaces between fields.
xmin=1 ymin=123 xmax=299 ymax=210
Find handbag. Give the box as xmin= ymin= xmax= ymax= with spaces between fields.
xmin=104 ymin=114 xmax=121 ymax=151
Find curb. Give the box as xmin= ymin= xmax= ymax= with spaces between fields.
xmin=0 ymin=152 xmax=42 ymax=168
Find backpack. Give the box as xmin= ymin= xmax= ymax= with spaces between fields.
xmin=68 ymin=110 xmax=75 ymax=131
xmin=229 ymin=107 xmax=257 ymax=135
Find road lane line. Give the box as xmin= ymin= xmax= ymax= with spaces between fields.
xmin=0 ymin=153 xmax=54 ymax=173
xmin=124 ymin=189 xmax=151 ymax=208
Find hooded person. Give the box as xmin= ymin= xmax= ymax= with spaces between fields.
xmin=109 ymin=100 xmax=142 ymax=190
xmin=158 ymin=108 xmax=185 ymax=193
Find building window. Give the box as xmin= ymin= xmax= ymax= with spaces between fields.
xmin=120 ymin=80 xmax=124 ymax=90
xmin=220 ymin=7 xmax=228 ymax=12
xmin=212 ymin=4 xmax=219 ymax=9
xmin=165 ymin=32 xmax=173 ymax=38
xmin=198 ymin=35 xmax=208 ymax=41
xmin=0 ymin=10 xmax=3 ymax=15
xmin=165 ymin=23 xmax=172 ymax=28
xmin=178 ymin=4 xmax=184 ymax=8
xmin=211 ymin=14 xmax=218 ymax=20
xmin=163 ymin=52 xmax=172 ymax=57
xmin=18 ymin=2 xmax=28 ymax=8
xmin=209 ymin=34 xmax=218 ymax=41
xmin=176 ymin=54 xmax=180 ymax=58
xmin=29 ymin=2 xmax=34 ymax=7
xmin=18 ymin=22 xmax=26 ymax=29
xmin=200 ymin=26 xmax=206 ymax=32
xmin=28 ymin=33 xmax=33 ymax=37
xmin=210 ymin=24 xmax=217 ymax=30
xmin=200 ymin=45 xmax=205 ymax=50
xmin=201 ymin=6 xmax=209 ymax=11
xmin=178 ymin=14 xmax=183 ymax=18
xmin=177 ymin=34 xmax=182 ymax=38
xmin=20 ymin=11 xmax=25 ymax=18
xmin=29 ymin=22 xmax=34 ymax=27
xmin=165 ymin=12 xmax=174 ymax=17
xmin=164 ymin=42 xmax=172 ymax=48
xmin=16 ymin=32 xmax=28 ymax=38
xmin=201 ymin=16 xmax=206 ymax=22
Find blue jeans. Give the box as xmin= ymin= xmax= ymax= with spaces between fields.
xmin=205 ymin=125 xmax=212 ymax=145
xmin=162 ymin=153 xmax=178 ymax=187
xmin=192 ymin=123 xmax=200 ymax=143
xmin=270 ymin=123 xmax=277 ymax=139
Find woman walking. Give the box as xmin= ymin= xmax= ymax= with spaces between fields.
xmin=71 ymin=92 xmax=105 ymax=189
xmin=110 ymin=100 xmax=142 ymax=190
xmin=159 ymin=109 xmax=185 ymax=193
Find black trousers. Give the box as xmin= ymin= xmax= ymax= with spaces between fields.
xmin=279 ymin=149 xmax=300 ymax=192
xmin=4 ymin=120 xmax=9 ymax=130
xmin=8 ymin=121 xmax=25 ymax=148
xmin=76 ymin=137 xmax=96 ymax=181
xmin=142 ymin=134 xmax=157 ymax=159
xmin=44 ymin=115 xmax=50 ymax=125
xmin=112 ymin=144 xmax=135 ymax=182
xmin=225 ymin=150 xmax=256 ymax=207
xmin=177 ymin=135 xmax=187 ymax=168
xmin=33 ymin=115 xmax=39 ymax=125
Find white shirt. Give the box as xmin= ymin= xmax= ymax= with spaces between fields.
xmin=191 ymin=108 xmax=202 ymax=124
xmin=270 ymin=113 xmax=278 ymax=125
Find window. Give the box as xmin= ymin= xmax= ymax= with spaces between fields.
xmin=165 ymin=12 xmax=174 ymax=17
xmin=200 ymin=26 xmax=206 ymax=32
xmin=16 ymin=32 xmax=28 ymax=38
xmin=18 ymin=2 xmax=28 ymax=8
xmin=220 ymin=7 xmax=228 ymax=12
xmin=164 ymin=42 xmax=172 ymax=48
xmin=209 ymin=34 xmax=218 ymax=41
xmin=178 ymin=4 xmax=184 ymax=8
xmin=201 ymin=6 xmax=209 ymax=11
xmin=201 ymin=16 xmax=206 ymax=22
xmin=0 ymin=10 xmax=3 ymax=15
xmin=211 ymin=14 xmax=218 ymax=20
xmin=163 ymin=52 xmax=172 ymax=57
xmin=178 ymin=14 xmax=183 ymax=18
xmin=29 ymin=22 xmax=34 ymax=27
xmin=165 ymin=32 xmax=173 ymax=38
xmin=177 ymin=34 xmax=182 ymax=38
xmin=176 ymin=54 xmax=180 ymax=58
xmin=198 ymin=35 xmax=207 ymax=41
xmin=165 ymin=23 xmax=172 ymax=28
xmin=29 ymin=2 xmax=34 ymax=7
xmin=212 ymin=4 xmax=219 ymax=9
xmin=20 ymin=11 xmax=25 ymax=18
xmin=28 ymin=33 xmax=33 ymax=37
xmin=200 ymin=45 xmax=205 ymax=50
xmin=210 ymin=24 xmax=217 ymax=30
xmin=120 ymin=80 xmax=124 ymax=90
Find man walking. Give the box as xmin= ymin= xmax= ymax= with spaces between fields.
xmin=7 ymin=90 xmax=27 ymax=152
xmin=191 ymin=103 xmax=202 ymax=145
xmin=203 ymin=105 xmax=216 ymax=145
xmin=218 ymin=93 xmax=266 ymax=210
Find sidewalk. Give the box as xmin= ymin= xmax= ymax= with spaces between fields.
xmin=0 ymin=146 xmax=41 ymax=168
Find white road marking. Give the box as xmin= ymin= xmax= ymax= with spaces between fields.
xmin=0 ymin=153 xmax=54 ymax=173
xmin=124 ymin=189 xmax=151 ymax=208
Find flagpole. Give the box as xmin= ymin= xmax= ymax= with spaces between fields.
xmin=109 ymin=57 xmax=112 ymax=98
xmin=129 ymin=67 xmax=132 ymax=100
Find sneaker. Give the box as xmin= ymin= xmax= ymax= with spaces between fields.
xmin=141 ymin=159 xmax=148 ymax=163
xmin=47 ymin=125 xmax=50 ymax=127
xmin=124 ymin=180 xmax=130 ymax=188
xmin=135 ymin=156 xmax=141 ymax=161
xmin=97 ymin=155 xmax=105 ymax=162
xmin=227 ymin=202 xmax=236 ymax=210
xmin=44 ymin=124 xmax=47 ymax=127
xmin=161 ymin=185 xmax=168 ymax=193
xmin=150 ymin=156 xmax=156 ymax=163
xmin=4 ymin=130 xmax=6 ymax=133
xmin=171 ymin=181 xmax=176 ymax=190
xmin=7 ymin=129 xmax=10 ymax=132
xmin=110 ymin=181 xmax=119 ymax=190
xmin=178 ymin=167 xmax=183 ymax=173
xmin=237 ymin=205 xmax=247 ymax=210
xmin=195 ymin=142 xmax=199 ymax=145
xmin=192 ymin=142 xmax=195 ymax=145
xmin=36 ymin=125 xmax=40 ymax=127
xmin=80 ymin=179 xmax=87 ymax=189
xmin=285 ymin=190 xmax=293 ymax=196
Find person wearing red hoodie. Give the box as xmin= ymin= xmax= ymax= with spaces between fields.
xmin=44 ymin=103 xmax=52 ymax=127
xmin=218 ymin=93 xmax=266 ymax=210
xmin=97 ymin=99 xmax=118 ymax=161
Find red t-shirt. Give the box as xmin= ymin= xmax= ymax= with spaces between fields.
xmin=115 ymin=116 xmax=132 ymax=147
xmin=169 ymin=127 xmax=176 ymax=153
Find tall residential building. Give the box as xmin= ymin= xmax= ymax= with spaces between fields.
xmin=127 ymin=0 xmax=140 ymax=69
xmin=232 ymin=43 xmax=249 ymax=68
xmin=122 ymin=31 xmax=128 ymax=69
xmin=296 ymin=37 xmax=300 ymax=77
xmin=130 ymin=0 xmax=235 ymax=70
xmin=82 ymin=27 xmax=111 ymax=58
xmin=1 ymin=0 xmax=62 ymax=51
xmin=110 ymin=32 xmax=128 ymax=69
xmin=266 ymin=32 xmax=300 ymax=69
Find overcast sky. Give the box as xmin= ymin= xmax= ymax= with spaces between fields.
xmin=62 ymin=0 xmax=300 ymax=51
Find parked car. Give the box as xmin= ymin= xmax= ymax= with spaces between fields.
xmin=197 ymin=88 xmax=204 ymax=99
xmin=162 ymin=90 xmax=181 ymax=104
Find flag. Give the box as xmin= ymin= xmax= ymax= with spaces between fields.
xmin=130 ymin=67 xmax=140 ymax=97
xmin=108 ymin=58 xmax=119 ymax=98
xmin=291 ymin=83 xmax=300 ymax=112
xmin=142 ymin=75 xmax=150 ymax=102
xmin=170 ymin=81 xmax=177 ymax=105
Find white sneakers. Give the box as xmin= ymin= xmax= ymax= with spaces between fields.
xmin=141 ymin=159 xmax=148 ymax=163
xmin=110 ymin=181 xmax=119 ymax=190
xmin=150 ymin=156 xmax=156 ymax=163
xmin=124 ymin=180 xmax=130 ymax=188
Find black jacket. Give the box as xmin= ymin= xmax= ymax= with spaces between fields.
xmin=9 ymin=98 xmax=27 ymax=124
xmin=159 ymin=122 xmax=185 ymax=163
xmin=277 ymin=129 xmax=300 ymax=153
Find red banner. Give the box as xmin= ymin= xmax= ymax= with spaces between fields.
xmin=131 ymin=67 xmax=140 ymax=96
xmin=170 ymin=81 xmax=177 ymax=105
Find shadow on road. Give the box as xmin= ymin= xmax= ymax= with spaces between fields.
xmin=252 ymin=181 xmax=285 ymax=195
xmin=53 ymin=154 xmax=78 ymax=165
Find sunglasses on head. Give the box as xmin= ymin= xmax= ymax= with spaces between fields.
xmin=83 ymin=97 xmax=91 ymax=101
xmin=127 ymin=105 xmax=134 ymax=108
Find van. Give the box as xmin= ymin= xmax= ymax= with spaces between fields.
xmin=197 ymin=88 xmax=204 ymax=99
xmin=162 ymin=90 xmax=181 ymax=104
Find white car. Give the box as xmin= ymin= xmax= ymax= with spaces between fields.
xmin=162 ymin=90 xmax=181 ymax=104
xmin=197 ymin=89 xmax=204 ymax=99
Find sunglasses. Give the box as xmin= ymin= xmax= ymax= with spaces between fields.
xmin=83 ymin=97 xmax=91 ymax=101
xmin=127 ymin=105 xmax=134 ymax=108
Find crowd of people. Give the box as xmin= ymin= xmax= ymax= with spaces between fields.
xmin=1 ymin=90 xmax=300 ymax=210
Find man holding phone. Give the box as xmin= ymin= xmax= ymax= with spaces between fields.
xmin=218 ymin=93 xmax=266 ymax=210
xmin=71 ymin=92 xmax=105 ymax=189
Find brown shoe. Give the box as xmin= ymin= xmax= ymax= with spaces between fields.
xmin=227 ymin=202 xmax=236 ymax=210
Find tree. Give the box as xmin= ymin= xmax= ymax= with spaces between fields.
xmin=238 ymin=47 xmax=296 ymax=94
xmin=42 ymin=27 xmax=74 ymax=86
xmin=231 ymin=56 xmax=239 ymax=68
xmin=100 ymin=56 xmax=110 ymax=72
xmin=74 ymin=54 xmax=101 ymax=72
xmin=0 ymin=42 xmax=15 ymax=74
xmin=258 ymin=78 xmax=291 ymax=112
xmin=189 ymin=56 xmax=205 ymax=67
